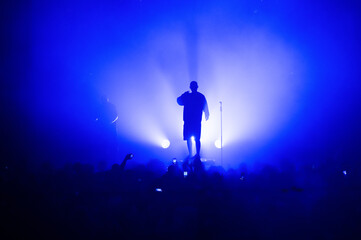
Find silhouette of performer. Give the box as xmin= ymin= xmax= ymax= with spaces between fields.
xmin=177 ymin=81 xmax=209 ymax=158
xmin=95 ymin=96 xmax=118 ymax=169
xmin=97 ymin=95 xmax=118 ymax=136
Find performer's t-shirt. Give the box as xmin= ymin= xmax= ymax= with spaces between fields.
xmin=178 ymin=92 xmax=207 ymax=123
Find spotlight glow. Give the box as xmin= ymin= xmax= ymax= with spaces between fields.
xmin=103 ymin=16 xmax=305 ymax=166
xmin=215 ymin=139 xmax=222 ymax=149
xmin=161 ymin=139 xmax=170 ymax=149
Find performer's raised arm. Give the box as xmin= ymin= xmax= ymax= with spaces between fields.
xmin=177 ymin=91 xmax=189 ymax=106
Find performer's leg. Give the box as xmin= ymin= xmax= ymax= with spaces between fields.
xmin=187 ymin=139 xmax=192 ymax=158
xmin=195 ymin=139 xmax=201 ymax=156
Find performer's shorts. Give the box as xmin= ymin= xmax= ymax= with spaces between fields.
xmin=183 ymin=122 xmax=201 ymax=141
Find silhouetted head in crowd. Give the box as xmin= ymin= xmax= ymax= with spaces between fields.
xmin=111 ymin=163 xmax=120 ymax=171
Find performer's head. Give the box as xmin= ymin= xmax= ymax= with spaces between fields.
xmin=190 ymin=81 xmax=198 ymax=92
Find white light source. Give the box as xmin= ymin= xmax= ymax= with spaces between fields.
xmin=161 ymin=139 xmax=170 ymax=149
xmin=343 ymin=170 xmax=347 ymax=175
xmin=215 ymin=139 xmax=222 ymax=149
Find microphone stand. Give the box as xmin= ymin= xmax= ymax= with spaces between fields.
xmin=220 ymin=101 xmax=223 ymax=167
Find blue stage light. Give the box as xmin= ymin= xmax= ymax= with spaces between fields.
xmin=161 ymin=139 xmax=170 ymax=149
xmin=215 ymin=139 xmax=222 ymax=149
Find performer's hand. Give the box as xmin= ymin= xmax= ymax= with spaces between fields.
xmin=205 ymin=114 xmax=209 ymax=121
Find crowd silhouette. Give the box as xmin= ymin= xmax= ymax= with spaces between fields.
xmin=1 ymin=153 xmax=360 ymax=239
